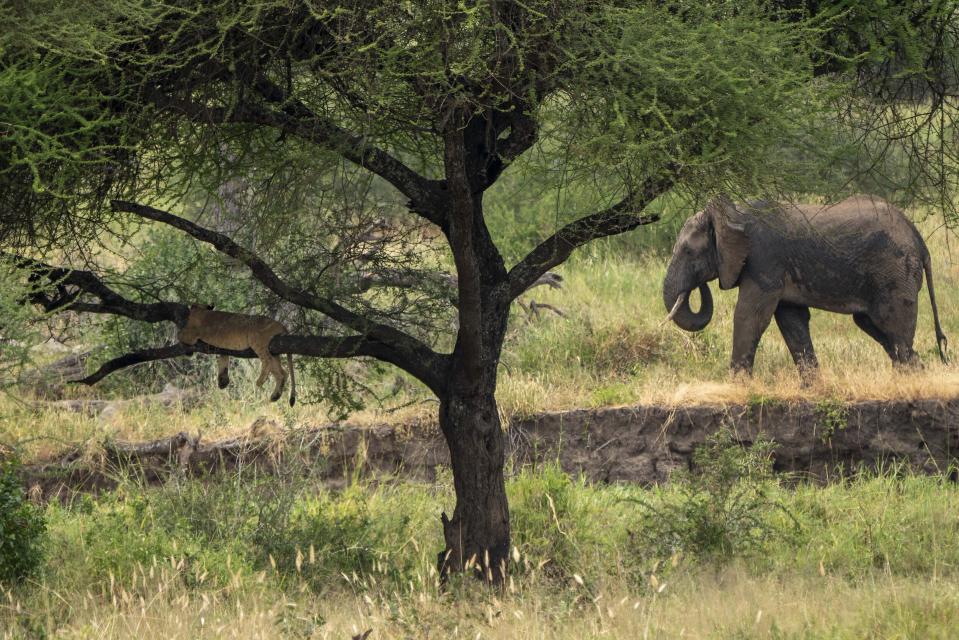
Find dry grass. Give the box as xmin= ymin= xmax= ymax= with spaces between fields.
xmin=7 ymin=565 xmax=958 ymax=639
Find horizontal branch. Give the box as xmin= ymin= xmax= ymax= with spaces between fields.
xmin=73 ymin=344 xmax=192 ymax=385
xmin=9 ymin=254 xmax=186 ymax=324
xmin=72 ymin=334 xmax=433 ymax=390
xmin=506 ymin=178 xmax=673 ymax=300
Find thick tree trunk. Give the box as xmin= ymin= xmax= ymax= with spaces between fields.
xmin=437 ymin=383 xmax=510 ymax=583
xmin=435 ymin=114 xmax=515 ymax=582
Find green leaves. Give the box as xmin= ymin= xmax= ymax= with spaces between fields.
xmin=0 ymin=458 xmax=46 ymax=586
xmin=629 ymin=427 xmax=800 ymax=562
xmin=551 ymin=1 xmax=834 ymax=199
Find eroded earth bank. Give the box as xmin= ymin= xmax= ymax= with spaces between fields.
xmin=21 ymin=396 xmax=959 ymax=499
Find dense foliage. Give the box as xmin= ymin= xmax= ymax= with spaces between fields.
xmin=0 ymin=458 xmax=45 ymax=586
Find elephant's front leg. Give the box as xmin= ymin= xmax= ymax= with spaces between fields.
xmin=731 ymin=278 xmax=781 ymax=375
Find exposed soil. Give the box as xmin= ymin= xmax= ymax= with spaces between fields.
xmin=20 ymin=397 xmax=959 ymax=500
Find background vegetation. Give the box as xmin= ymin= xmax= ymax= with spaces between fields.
xmin=1 ymin=198 xmax=957 ymax=637
xmin=3 ymin=201 xmax=956 ymax=458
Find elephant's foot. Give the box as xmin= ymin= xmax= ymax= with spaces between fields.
xmin=728 ymin=365 xmax=753 ymax=383
xmin=797 ymin=366 xmax=820 ymax=389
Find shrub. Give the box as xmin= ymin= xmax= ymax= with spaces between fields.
xmin=45 ymin=488 xmax=247 ymax=590
xmin=630 ymin=427 xmax=799 ymax=562
xmin=0 ymin=458 xmax=46 ymax=585
xmin=509 ymin=463 xmax=590 ymax=579
xmin=149 ymin=470 xmax=429 ymax=590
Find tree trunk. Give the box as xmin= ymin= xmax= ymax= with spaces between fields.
xmin=436 ymin=115 xmax=514 ymax=582
xmin=437 ymin=383 xmax=511 ymax=583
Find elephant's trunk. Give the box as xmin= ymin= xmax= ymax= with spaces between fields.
xmin=663 ymin=284 xmax=713 ymax=332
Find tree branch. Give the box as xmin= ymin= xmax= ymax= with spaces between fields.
xmin=506 ymin=178 xmax=671 ymax=300
xmin=10 ymin=254 xmax=186 ymax=324
xmin=484 ymin=109 xmax=538 ymax=187
xmin=14 ymin=250 xmax=448 ymax=395
xmin=73 ymin=344 xmax=192 ymax=385
xmin=150 ymin=78 xmax=447 ymax=227
xmin=108 ymin=200 xmax=444 ymax=382
xmin=71 ymin=334 xmax=438 ymax=391
xmin=341 ymin=267 xmax=561 ymax=302
xmin=244 ymin=72 xmax=448 ymax=226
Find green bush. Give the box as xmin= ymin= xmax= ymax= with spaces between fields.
xmin=630 ymin=428 xmax=800 ymax=562
xmin=508 ymin=463 xmax=618 ymax=581
xmin=0 ymin=458 xmax=46 ymax=585
xmin=44 ymin=489 xmax=247 ymax=590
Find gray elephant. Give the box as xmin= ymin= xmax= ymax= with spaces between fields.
xmin=662 ymin=194 xmax=947 ymax=379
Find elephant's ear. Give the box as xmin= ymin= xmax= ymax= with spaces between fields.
xmin=707 ymin=195 xmax=749 ymax=290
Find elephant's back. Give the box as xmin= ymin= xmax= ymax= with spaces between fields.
xmin=783 ymin=195 xmax=926 ymax=299
xmin=792 ymin=195 xmax=912 ymax=233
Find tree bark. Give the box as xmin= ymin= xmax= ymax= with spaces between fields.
xmin=437 ymin=378 xmax=510 ymax=583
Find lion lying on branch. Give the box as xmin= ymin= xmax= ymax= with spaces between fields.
xmin=177 ymin=304 xmax=296 ymax=406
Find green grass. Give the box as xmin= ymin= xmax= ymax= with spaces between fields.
xmin=3 ymin=463 xmax=959 ymax=638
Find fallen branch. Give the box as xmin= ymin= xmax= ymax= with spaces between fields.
xmin=34 ymin=384 xmax=198 ymax=416
xmin=518 ymin=300 xmax=567 ymax=321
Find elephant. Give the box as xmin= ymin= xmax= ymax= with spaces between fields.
xmin=662 ymin=194 xmax=947 ymax=380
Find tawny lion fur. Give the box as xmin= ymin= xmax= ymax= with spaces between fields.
xmin=177 ymin=304 xmax=296 ymax=406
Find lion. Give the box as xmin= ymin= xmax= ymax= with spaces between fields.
xmin=177 ymin=304 xmax=296 ymax=406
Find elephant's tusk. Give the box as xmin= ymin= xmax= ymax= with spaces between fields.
xmin=663 ymin=292 xmax=688 ymax=325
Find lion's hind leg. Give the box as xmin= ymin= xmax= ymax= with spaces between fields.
xmin=253 ymin=344 xmax=286 ymax=402
xmin=267 ymin=354 xmax=287 ymax=402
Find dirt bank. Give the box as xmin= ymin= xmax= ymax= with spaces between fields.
xmin=21 ymin=397 xmax=959 ymax=499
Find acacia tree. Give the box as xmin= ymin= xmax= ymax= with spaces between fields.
xmin=3 ymin=1 xmax=958 ymax=580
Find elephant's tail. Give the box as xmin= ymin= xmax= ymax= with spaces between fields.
xmin=922 ymin=250 xmax=948 ymax=363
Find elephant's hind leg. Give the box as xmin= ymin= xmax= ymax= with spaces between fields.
xmin=853 ymin=313 xmax=889 ymax=350
xmin=854 ymin=311 xmax=918 ymax=366
xmin=774 ymin=304 xmax=818 ymax=383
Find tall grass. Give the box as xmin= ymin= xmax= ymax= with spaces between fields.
xmin=4 ymin=461 xmax=959 ymax=638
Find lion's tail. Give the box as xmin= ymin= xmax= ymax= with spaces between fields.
xmin=287 ymin=353 xmax=297 ymax=406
